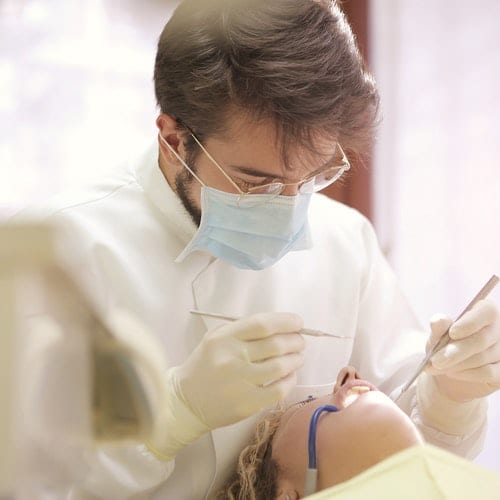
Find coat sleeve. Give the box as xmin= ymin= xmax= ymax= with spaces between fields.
xmin=348 ymin=215 xmax=487 ymax=458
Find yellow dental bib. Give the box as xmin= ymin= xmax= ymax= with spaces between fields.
xmin=307 ymin=444 xmax=500 ymax=499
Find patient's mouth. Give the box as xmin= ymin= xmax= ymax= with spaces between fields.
xmin=334 ymin=379 xmax=377 ymax=409
xmin=343 ymin=385 xmax=371 ymax=407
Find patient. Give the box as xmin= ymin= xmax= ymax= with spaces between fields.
xmin=216 ymin=366 xmax=423 ymax=499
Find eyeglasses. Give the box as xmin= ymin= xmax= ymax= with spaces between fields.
xmin=161 ymin=130 xmax=351 ymax=205
xmin=190 ymin=134 xmax=350 ymax=198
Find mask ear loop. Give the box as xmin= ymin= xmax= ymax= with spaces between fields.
xmin=158 ymin=133 xmax=206 ymax=186
xmin=304 ymin=405 xmax=339 ymax=496
xmin=160 ymin=132 xmax=252 ymax=206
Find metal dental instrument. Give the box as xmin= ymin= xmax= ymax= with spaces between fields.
xmin=190 ymin=310 xmax=352 ymax=339
xmin=394 ymin=274 xmax=500 ymax=402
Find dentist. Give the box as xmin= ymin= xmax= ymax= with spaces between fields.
xmin=24 ymin=0 xmax=500 ymax=498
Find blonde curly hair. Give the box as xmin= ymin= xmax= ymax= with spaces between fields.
xmin=214 ymin=407 xmax=286 ymax=499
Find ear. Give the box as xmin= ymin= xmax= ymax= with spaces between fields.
xmin=156 ymin=113 xmax=186 ymax=159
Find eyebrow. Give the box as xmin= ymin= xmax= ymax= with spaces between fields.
xmin=228 ymin=165 xmax=279 ymax=178
xmin=228 ymin=151 xmax=340 ymax=179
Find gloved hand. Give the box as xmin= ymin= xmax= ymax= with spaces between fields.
xmin=174 ymin=312 xmax=305 ymax=426
xmin=425 ymin=299 xmax=500 ymax=402
xmin=147 ymin=312 xmax=305 ymax=461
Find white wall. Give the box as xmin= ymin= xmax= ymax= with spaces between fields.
xmin=372 ymin=0 xmax=500 ymax=471
xmin=0 ymin=0 xmax=173 ymax=217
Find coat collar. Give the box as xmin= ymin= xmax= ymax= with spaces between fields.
xmin=134 ymin=143 xmax=198 ymax=247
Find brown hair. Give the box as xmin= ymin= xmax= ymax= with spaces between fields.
xmin=154 ymin=0 xmax=379 ymax=165
xmin=213 ymin=408 xmax=285 ymax=500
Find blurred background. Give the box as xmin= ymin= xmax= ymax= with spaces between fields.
xmin=0 ymin=0 xmax=499 ymax=471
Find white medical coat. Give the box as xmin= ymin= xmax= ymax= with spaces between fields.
xmin=17 ymin=145 xmax=487 ymax=499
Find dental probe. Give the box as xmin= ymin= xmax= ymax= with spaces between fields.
xmin=394 ymin=274 xmax=499 ymax=402
xmin=189 ymin=310 xmax=352 ymax=339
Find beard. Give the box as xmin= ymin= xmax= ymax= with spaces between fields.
xmin=174 ymin=153 xmax=202 ymax=227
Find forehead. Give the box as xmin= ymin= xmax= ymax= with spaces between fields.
xmin=210 ymin=109 xmax=338 ymax=172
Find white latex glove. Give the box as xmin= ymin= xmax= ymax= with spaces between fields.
xmin=175 ymin=312 xmax=305 ymax=427
xmin=147 ymin=312 xmax=305 ymax=460
xmin=425 ymin=300 xmax=500 ymax=402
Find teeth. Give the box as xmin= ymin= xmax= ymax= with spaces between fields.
xmin=350 ymin=386 xmax=371 ymax=394
xmin=343 ymin=386 xmax=371 ymax=408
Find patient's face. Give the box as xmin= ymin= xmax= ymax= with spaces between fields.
xmin=272 ymin=366 xmax=423 ymax=499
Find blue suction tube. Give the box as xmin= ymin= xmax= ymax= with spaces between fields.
xmin=304 ymin=404 xmax=339 ymax=496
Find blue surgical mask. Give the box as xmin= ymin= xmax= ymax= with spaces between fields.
xmin=176 ymin=186 xmax=313 ymax=270
xmin=159 ymin=133 xmax=314 ymax=270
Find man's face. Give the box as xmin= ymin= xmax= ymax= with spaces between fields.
xmin=160 ymin=112 xmax=340 ymax=226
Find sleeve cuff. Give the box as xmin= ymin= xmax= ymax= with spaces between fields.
xmin=147 ymin=368 xmax=210 ymax=461
xmin=416 ymin=372 xmax=488 ymax=436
